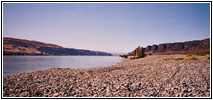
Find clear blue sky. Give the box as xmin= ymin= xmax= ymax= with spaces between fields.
xmin=3 ymin=3 xmax=210 ymax=53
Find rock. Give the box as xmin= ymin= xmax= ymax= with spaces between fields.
xmin=19 ymin=91 xmax=30 ymax=97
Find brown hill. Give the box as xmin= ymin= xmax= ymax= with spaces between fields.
xmin=130 ymin=38 xmax=210 ymax=55
xmin=3 ymin=37 xmax=112 ymax=56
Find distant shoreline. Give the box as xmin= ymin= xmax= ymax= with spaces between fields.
xmin=3 ymin=37 xmax=113 ymax=56
xmin=3 ymin=54 xmax=115 ymax=56
xmin=3 ymin=52 xmax=114 ymax=56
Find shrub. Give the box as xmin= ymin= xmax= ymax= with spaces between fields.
xmin=130 ymin=57 xmax=135 ymax=60
xmin=173 ymin=58 xmax=184 ymax=60
xmin=184 ymin=56 xmax=199 ymax=60
xmin=197 ymin=52 xmax=210 ymax=56
xmin=134 ymin=46 xmax=145 ymax=58
xmin=130 ymin=56 xmax=141 ymax=60
xmin=120 ymin=55 xmax=128 ymax=58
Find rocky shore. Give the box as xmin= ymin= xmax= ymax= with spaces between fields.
xmin=3 ymin=55 xmax=210 ymax=97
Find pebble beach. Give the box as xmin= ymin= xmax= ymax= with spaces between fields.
xmin=3 ymin=54 xmax=210 ymax=97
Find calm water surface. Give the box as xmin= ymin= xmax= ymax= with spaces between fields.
xmin=3 ymin=56 xmax=122 ymax=76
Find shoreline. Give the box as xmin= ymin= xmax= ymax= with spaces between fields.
xmin=3 ymin=54 xmax=210 ymax=97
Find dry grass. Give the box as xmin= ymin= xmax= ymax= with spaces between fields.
xmin=206 ymin=54 xmax=210 ymax=59
xmin=161 ymin=55 xmax=200 ymax=61
xmin=197 ymin=52 xmax=210 ymax=56
xmin=173 ymin=58 xmax=184 ymax=60
xmin=160 ymin=57 xmax=184 ymax=61
xmin=161 ymin=58 xmax=173 ymax=61
xmin=184 ymin=56 xmax=199 ymax=60
xmin=186 ymin=54 xmax=193 ymax=57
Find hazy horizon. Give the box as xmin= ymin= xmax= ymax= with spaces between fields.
xmin=3 ymin=3 xmax=210 ymax=54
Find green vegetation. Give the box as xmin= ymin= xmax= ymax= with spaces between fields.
xmin=130 ymin=56 xmax=140 ymax=60
xmin=130 ymin=55 xmax=146 ymax=60
xmin=134 ymin=46 xmax=145 ymax=58
xmin=184 ymin=56 xmax=199 ymax=60
xmin=120 ymin=55 xmax=128 ymax=58
xmin=197 ymin=52 xmax=210 ymax=59
xmin=3 ymin=51 xmax=49 ymax=56
xmin=197 ymin=52 xmax=210 ymax=56
xmin=130 ymin=57 xmax=135 ymax=60
xmin=186 ymin=52 xmax=210 ymax=60
xmin=130 ymin=46 xmax=146 ymax=60
xmin=136 ymin=46 xmax=143 ymax=57
xmin=3 ymin=51 xmax=29 ymax=55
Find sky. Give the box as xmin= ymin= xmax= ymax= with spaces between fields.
xmin=3 ymin=3 xmax=210 ymax=54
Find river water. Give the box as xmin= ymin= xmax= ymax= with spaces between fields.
xmin=3 ymin=56 xmax=122 ymax=76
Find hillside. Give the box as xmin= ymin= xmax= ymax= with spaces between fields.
xmin=130 ymin=38 xmax=210 ymax=55
xmin=3 ymin=37 xmax=112 ymax=56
